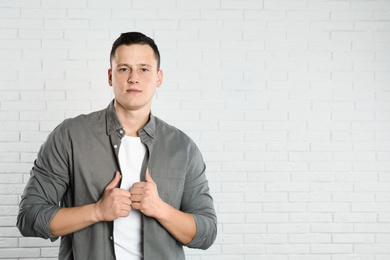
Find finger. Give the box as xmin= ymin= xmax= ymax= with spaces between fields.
xmin=105 ymin=171 xmax=121 ymax=191
xmin=130 ymin=194 xmax=142 ymax=202
xmin=119 ymin=189 xmax=131 ymax=198
xmin=145 ymin=168 xmax=154 ymax=183
xmin=130 ymin=187 xmax=143 ymax=196
xmin=122 ymin=198 xmax=132 ymax=206
xmin=131 ymin=202 xmax=141 ymax=210
xmin=120 ymin=207 xmax=132 ymax=217
xmin=131 ymin=182 xmax=145 ymax=189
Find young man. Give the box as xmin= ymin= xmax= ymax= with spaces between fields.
xmin=17 ymin=32 xmax=217 ymax=259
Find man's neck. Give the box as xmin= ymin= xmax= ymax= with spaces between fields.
xmin=114 ymin=101 xmax=150 ymax=137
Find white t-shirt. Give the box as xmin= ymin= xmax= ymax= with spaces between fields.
xmin=114 ymin=135 xmax=146 ymax=260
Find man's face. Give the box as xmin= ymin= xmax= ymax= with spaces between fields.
xmin=108 ymin=44 xmax=163 ymax=113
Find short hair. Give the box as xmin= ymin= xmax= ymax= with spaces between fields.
xmin=110 ymin=32 xmax=161 ymax=70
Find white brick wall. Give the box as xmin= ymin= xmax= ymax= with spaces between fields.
xmin=1 ymin=0 xmax=389 ymax=259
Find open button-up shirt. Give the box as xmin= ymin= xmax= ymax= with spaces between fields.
xmin=17 ymin=100 xmax=217 ymax=259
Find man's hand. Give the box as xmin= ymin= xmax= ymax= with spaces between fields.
xmin=50 ymin=171 xmax=132 ymax=237
xmin=95 ymin=171 xmax=132 ymax=222
xmin=130 ymin=168 xmax=196 ymax=245
xmin=130 ymin=168 xmax=165 ymax=219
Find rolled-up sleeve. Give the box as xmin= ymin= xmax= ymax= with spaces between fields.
xmin=181 ymin=144 xmax=217 ymax=250
xmin=17 ymin=121 xmax=70 ymax=241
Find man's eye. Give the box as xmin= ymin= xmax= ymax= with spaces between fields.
xmin=141 ymin=68 xmax=149 ymax=72
xmin=119 ymin=68 xmax=128 ymax=72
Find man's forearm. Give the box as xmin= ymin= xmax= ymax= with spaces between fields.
xmin=50 ymin=204 xmax=100 ymax=237
xmin=155 ymin=202 xmax=197 ymax=245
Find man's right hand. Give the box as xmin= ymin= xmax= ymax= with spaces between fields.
xmin=50 ymin=171 xmax=132 ymax=237
xmin=95 ymin=171 xmax=132 ymax=222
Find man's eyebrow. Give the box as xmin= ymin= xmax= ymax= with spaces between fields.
xmin=138 ymin=63 xmax=152 ymax=67
xmin=116 ymin=63 xmax=153 ymax=67
xmin=116 ymin=63 xmax=130 ymax=67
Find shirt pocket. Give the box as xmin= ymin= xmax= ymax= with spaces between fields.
xmin=152 ymin=170 xmax=185 ymax=210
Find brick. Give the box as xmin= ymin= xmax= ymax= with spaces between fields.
xmin=244 ymin=31 xmax=286 ymax=41
xmin=0 ymin=238 xmax=17 ymax=247
xmin=246 ymin=213 xmax=288 ymax=223
xmin=267 ymin=141 xmax=310 ymax=152
xmin=308 ymin=202 xmax=351 ymax=212
xmin=19 ymin=29 xmax=63 ymax=39
xmin=21 ymin=8 xmax=66 ymax=18
xmin=266 ymin=183 xmax=310 ymax=192
xmin=224 ymin=223 xmax=266 ymax=234
xmin=310 ymin=183 xmax=353 ymax=192
xmin=219 ymin=202 xmax=261 ymax=213
xmin=331 ymin=11 xmax=373 ymax=20
xmin=245 ymin=111 xmax=287 ymax=121
xmin=42 ymin=247 xmax=59 ymax=257
xmin=351 ymin=1 xmax=390 ymax=10
xmin=336 ymin=172 xmax=377 ymax=182
xmin=289 ymin=193 xmax=331 ymax=202
xmin=41 ymin=0 xmax=86 ymax=8
xmin=246 ymin=152 xmax=288 ymax=162
xmin=0 ymin=248 xmax=40 ymax=258
xmin=222 ymin=182 xmax=265 ymax=192
xmin=287 ymin=10 xmax=329 ymax=21
xmin=180 ymin=20 xmax=223 ymax=32
xmin=245 ymin=193 xmax=287 ymax=203
xmin=267 ymin=223 xmax=309 ymax=233
xmin=244 ymin=234 xmax=287 ymax=244
xmin=355 ymin=244 xmax=390 ymax=253
xmin=222 ymin=162 xmax=264 ymax=172
xmin=311 ymin=244 xmax=353 ymax=254
xmin=0 ymin=152 xmax=19 ymax=162
xmin=289 ymin=254 xmax=330 ymax=260
xmin=334 ymin=213 xmax=376 ymax=223
xmin=308 ymin=1 xmax=350 ymax=10
xmin=291 ymin=172 xmax=334 ymax=182
xmin=264 ymin=121 xmax=307 ymax=131
xmin=333 ymin=234 xmax=375 ymax=244
xmin=289 ymin=234 xmax=331 ymax=243
xmin=222 ymin=244 xmax=265 ymax=254
xmin=0 ymin=28 xmax=17 ymax=39
xmin=245 ymin=10 xmax=285 ymax=20
xmin=309 ymin=162 xmax=351 ymax=172
xmin=0 ymin=19 xmax=43 ymax=29
xmin=0 ymin=195 xmax=18 ymax=205
xmin=202 ymin=10 xmax=243 ymax=20
xmin=352 ymin=203 xmax=390 ymax=213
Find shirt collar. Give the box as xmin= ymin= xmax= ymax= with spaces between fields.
xmin=105 ymin=99 xmax=155 ymax=139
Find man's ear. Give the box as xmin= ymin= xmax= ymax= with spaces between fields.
xmin=108 ymin=68 xmax=113 ymax=86
xmin=157 ymin=69 xmax=163 ymax=88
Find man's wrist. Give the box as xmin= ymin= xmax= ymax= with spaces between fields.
xmin=91 ymin=202 xmax=103 ymax=223
xmin=154 ymin=200 xmax=170 ymax=221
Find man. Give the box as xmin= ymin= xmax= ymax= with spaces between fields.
xmin=17 ymin=32 xmax=217 ymax=259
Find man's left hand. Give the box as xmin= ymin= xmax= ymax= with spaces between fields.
xmin=130 ymin=168 xmax=166 ymax=219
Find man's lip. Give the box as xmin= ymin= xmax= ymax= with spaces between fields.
xmin=126 ymin=89 xmax=142 ymax=93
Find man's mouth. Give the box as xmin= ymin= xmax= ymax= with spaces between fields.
xmin=126 ymin=89 xmax=142 ymax=93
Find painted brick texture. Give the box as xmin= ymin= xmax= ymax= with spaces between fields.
xmin=1 ymin=0 xmax=390 ymax=259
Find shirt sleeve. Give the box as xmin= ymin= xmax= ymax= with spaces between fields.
xmin=17 ymin=121 xmax=71 ymax=241
xmin=181 ymin=143 xmax=217 ymax=250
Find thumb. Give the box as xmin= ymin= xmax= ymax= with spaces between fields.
xmin=105 ymin=171 xmax=121 ymax=190
xmin=145 ymin=168 xmax=154 ymax=183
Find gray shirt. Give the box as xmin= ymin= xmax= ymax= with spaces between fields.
xmin=17 ymin=100 xmax=217 ymax=259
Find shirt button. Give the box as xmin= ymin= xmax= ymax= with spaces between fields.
xmin=110 ymin=236 xmax=113 ymax=241
xmin=120 ymin=130 xmax=123 ymax=134
xmin=114 ymin=145 xmax=118 ymax=149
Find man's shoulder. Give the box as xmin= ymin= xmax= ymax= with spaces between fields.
xmin=56 ymin=107 xmax=107 ymax=132
xmin=154 ymin=116 xmax=186 ymax=136
xmin=153 ymin=115 xmax=197 ymax=147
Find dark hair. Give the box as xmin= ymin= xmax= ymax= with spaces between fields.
xmin=110 ymin=32 xmax=160 ymax=70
